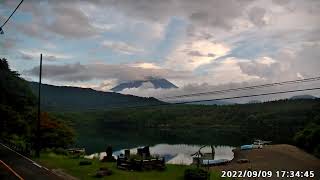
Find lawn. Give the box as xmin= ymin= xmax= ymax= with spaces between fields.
xmin=34 ymin=153 xmax=231 ymax=180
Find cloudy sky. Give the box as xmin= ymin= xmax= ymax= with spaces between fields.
xmin=1 ymin=0 xmax=320 ymax=101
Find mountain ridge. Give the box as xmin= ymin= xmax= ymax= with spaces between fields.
xmin=28 ymin=82 xmax=163 ymax=111
xmin=111 ymin=78 xmax=178 ymax=92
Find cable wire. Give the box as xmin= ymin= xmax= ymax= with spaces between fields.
xmin=0 ymin=0 xmax=24 ymax=29
xmin=104 ymin=86 xmax=320 ymax=110
xmin=159 ymin=76 xmax=320 ymax=100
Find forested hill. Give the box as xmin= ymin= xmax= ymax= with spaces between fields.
xmin=54 ymin=98 xmax=320 ymax=156
xmin=1 ymin=58 xmax=75 ymax=150
xmin=28 ymin=82 xmax=163 ymax=111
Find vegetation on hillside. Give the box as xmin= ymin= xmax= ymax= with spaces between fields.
xmin=53 ymin=99 xmax=320 ymax=156
xmin=294 ymin=104 xmax=320 ymax=157
xmin=0 ymin=58 xmax=74 ymax=153
xmin=28 ymin=82 xmax=163 ymax=111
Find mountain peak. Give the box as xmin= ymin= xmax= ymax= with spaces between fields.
xmin=290 ymin=95 xmax=317 ymax=100
xmin=111 ymin=78 xmax=178 ymax=92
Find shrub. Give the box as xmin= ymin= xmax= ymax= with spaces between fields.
xmin=184 ymin=168 xmax=209 ymax=180
xmin=53 ymin=148 xmax=69 ymax=155
xmin=79 ymin=160 xmax=92 ymax=166
xmin=95 ymin=167 xmax=113 ymax=178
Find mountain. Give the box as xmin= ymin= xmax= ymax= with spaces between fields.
xmin=188 ymin=100 xmax=234 ymax=105
xmin=290 ymin=95 xmax=317 ymax=100
xmin=111 ymin=78 xmax=178 ymax=92
xmin=247 ymin=100 xmax=262 ymax=104
xmin=28 ymin=82 xmax=163 ymax=111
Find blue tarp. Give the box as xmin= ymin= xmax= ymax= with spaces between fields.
xmin=241 ymin=144 xmax=253 ymax=150
xmin=202 ymin=159 xmax=229 ymax=165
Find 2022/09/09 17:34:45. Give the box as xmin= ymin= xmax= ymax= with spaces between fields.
xmin=221 ymin=170 xmax=315 ymax=178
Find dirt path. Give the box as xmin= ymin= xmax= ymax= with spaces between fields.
xmin=211 ymin=144 xmax=320 ymax=179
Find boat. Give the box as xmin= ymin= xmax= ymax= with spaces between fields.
xmin=240 ymin=144 xmax=253 ymax=150
xmin=254 ymin=139 xmax=272 ymax=145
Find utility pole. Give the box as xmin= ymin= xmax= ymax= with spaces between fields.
xmin=35 ymin=54 xmax=42 ymax=157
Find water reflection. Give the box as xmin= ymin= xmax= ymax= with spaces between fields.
xmin=86 ymin=144 xmax=234 ymax=165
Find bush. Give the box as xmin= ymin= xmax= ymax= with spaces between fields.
xmin=184 ymin=168 xmax=209 ymax=180
xmin=53 ymin=148 xmax=69 ymax=155
xmin=294 ymin=123 xmax=320 ymax=156
xmin=95 ymin=167 xmax=113 ymax=178
xmin=79 ymin=160 xmax=92 ymax=166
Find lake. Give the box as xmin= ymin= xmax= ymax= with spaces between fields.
xmin=76 ymin=127 xmax=247 ymax=153
xmin=85 ymin=144 xmax=235 ymax=165
xmin=79 ymin=127 xmax=242 ymax=165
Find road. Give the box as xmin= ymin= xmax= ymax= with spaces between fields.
xmin=0 ymin=143 xmax=62 ymax=180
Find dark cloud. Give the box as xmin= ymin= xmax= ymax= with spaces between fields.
xmin=20 ymin=53 xmax=33 ymax=60
xmin=187 ymin=50 xmax=216 ymax=57
xmin=1 ymin=0 xmax=258 ymax=40
xmin=272 ymin=0 xmax=290 ymax=5
xmin=0 ymin=37 xmax=17 ymax=49
xmin=238 ymin=43 xmax=320 ymax=81
xmin=207 ymin=53 xmax=216 ymax=57
xmin=0 ymin=37 xmax=19 ymax=55
xmin=248 ymin=7 xmax=267 ymax=27
xmin=100 ymin=0 xmax=254 ymax=29
xmin=24 ymin=62 xmax=191 ymax=82
xmin=46 ymin=5 xmax=99 ymax=38
xmin=2 ymin=0 xmax=100 ymax=39
xmin=187 ymin=51 xmax=204 ymax=57
xmin=238 ymin=60 xmax=285 ymax=79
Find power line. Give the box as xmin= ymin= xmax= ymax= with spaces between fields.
xmin=159 ymin=76 xmax=320 ymax=100
xmin=0 ymin=0 xmax=24 ymax=33
xmin=102 ymin=86 xmax=320 ymax=110
xmin=173 ymin=87 xmax=320 ymax=105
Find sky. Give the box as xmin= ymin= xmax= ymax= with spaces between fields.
xmin=0 ymin=0 xmax=320 ymax=101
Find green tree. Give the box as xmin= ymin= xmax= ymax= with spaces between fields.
xmin=39 ymin=112 xmax=75 ymax=149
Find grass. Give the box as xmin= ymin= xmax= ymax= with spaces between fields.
xmin=34 ymin=153 xmax=232 ymax=180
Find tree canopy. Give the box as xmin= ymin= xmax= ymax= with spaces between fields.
xmin=0 ymin=57 xmax=75 ymax=153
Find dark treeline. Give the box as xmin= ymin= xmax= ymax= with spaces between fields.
xmin=55 ymin=99 xmax=320 ymax=156
xmin=99 ymin=100 xmax=319 ymax=137
xmin=0 ymin=58 xmax=74 ymax=153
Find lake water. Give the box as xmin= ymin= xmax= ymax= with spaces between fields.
xmin=85 ymin=144 xmax=235 ymax=165
xmin=78 ymin=127 xmax=246 ymax=165
xmin=77 ymin=127 xmax=246 ymax=153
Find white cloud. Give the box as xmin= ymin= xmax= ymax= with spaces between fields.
xmin=130 ymin=62 xmax=162 ymax=69
xmin=119 ymin=77 xmax=320 ymax=103
xmin=2 ymin=0 xmax=320 ymax=100
xmin=165 ymin=39 xmax=231 ymax=71
xmin=24 ymin=62 xmax=192 ymax=82
xmin=102 ymin=41 xmax=144 ymax=55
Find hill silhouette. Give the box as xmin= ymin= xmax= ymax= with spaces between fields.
xmin=28 ymin=82 xmax=163 ymax=111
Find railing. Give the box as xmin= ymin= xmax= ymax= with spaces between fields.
xmin=117 ymin=157 xmax=165 ymax=171
xmin=0 ymin=139 xmax=32 ymax=156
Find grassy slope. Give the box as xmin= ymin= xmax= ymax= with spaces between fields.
xmin=35 ymin=153 xmax=231 ymax=180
